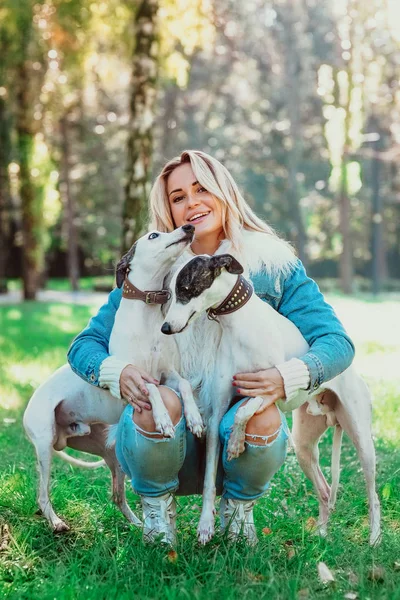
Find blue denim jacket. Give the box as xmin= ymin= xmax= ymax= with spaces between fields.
xmin=67 ymin=259 xmax=354 ymax=392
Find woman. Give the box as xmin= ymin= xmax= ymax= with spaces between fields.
xmin=68 ymin=150 xmax=354 ymax=545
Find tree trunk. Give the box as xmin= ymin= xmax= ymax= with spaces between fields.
xmin=15 ymin=61 xmax=44 ymax=300
xmin=279 ymin=0 xmax=307 ymax=264
xmin=338 ymin=152 xmax=353 ymax=293
xmin=122 ymin=0 xmax=159 ymax=252
xmin=60 ymin=115 xmax=79 ymax=291
xmin=0 ymin=95 xmax=11 ymax=294
xmin=336 ymin=26 xmax=355 ymax=294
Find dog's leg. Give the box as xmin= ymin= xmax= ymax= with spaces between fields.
xmin=333 ymin=401 xmax=381 ymax=546
xmin=292 ymin=403 xmax=331 ymax=536
xmin=68 ymin=424 xmax=141 ymax=526
xmin=146 ymin=383 xmax=175 ymax=438
xmin=23 ymin=407 xmax=70 ymax=532
xmin=197 ymin=414 xmax=221 ymax=544
xmin=227 ymin=396 xmax=264 ymax=460
xmin=176 ymin=376 xmax=203 ymax=438
xmin=36 ymin=438 xmax=70 ymax=532
xmin=109 ymin=459 xmax=142 ymax=526
xmin=329 ymin=424 xmax=343 ymax=510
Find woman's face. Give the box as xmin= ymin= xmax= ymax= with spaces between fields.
xmin=167 ymin=163 xmax=224 ymax=242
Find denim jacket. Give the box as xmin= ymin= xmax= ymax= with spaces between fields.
xmin=67 ymin=259 xmax=355 ymax=392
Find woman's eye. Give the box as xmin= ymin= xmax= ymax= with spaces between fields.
xmin=148 ymin=232 xmax=159 ymax=240
xmin=173 ymin=196 xmax=184 ymax=203
xmin=198 ymin=187 xmax=207 ymax=193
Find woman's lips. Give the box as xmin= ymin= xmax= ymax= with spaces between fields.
xmin=187 ymin=212 xmax=210 ymax=225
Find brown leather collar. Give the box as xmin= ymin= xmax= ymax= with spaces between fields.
xmin=207 ymin=275 xmax=253 ymax=319
xmin=122 ymin=275 xmax=171 ymax=304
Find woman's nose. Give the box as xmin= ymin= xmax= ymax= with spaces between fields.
xmin=187 ymin=193 xmax=200 ymax=207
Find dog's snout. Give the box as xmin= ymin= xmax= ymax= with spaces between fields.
xmin=161 ymin=322 xmax=173 ymax=335
xmin=182 ymin=224 xmax=195 ymax=234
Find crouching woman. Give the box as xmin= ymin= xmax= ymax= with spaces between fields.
xmin=68 ymin=150 xmax=354 ymax=545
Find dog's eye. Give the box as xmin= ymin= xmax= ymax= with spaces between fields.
xmin=148 ymin=233 xmax=159 ymax=240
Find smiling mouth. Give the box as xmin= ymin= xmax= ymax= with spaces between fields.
xmin=187 ymin=212 xmax=210 ymax=224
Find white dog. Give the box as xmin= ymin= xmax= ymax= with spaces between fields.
xmin=23 ymin=225 xmax=203 ymax=532
xmin=161 ymin=253 xmax=381 ymax=546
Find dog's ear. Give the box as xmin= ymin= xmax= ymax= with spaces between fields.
xmin=209 ymin=254 xmax=244 ymax=275
xmin=116 ymin=243 xmax=136 ymax=288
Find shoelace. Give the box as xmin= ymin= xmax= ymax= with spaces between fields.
xmin=225 ymin=499 xmax=256 ymax=528
xmin=143 ymin=497 xmax=173 ymax=529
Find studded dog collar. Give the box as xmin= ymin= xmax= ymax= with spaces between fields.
xmin=122 ymin=276 xmax=171 ymax=304
xmin=207 ymin=275 xmax=253 ymax=319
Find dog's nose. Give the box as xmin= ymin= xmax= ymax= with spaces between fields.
xmin=182 ymin=224 xmax=195 ymax=234
xmin=161 ymin=322 xmax=172 ymax=335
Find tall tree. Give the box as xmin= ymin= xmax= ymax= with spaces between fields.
xmin=122 ymin=0 xmax=159 ymax=252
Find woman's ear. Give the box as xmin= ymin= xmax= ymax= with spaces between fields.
xmin=116 ymin=243 xmax=136 ymax=288
xmin=209 ymin=254 xmax=244 ymax=274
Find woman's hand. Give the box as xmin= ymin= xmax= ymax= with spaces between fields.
xmin=120 ymin=365 xmax=159 ymax=412
xmin=232 ymin=367 xmax=285 ymax=414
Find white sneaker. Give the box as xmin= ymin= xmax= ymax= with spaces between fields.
xmin=220 ymin=498 xmax=258 ymax=545
xmin=141 ymin=493 xmax=177 ymax=546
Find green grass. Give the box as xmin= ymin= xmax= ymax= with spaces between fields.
xmin=0 ymin=301 xmax=399 ymax=599
xmin=7 ymin=276 xmax=114 ymax=293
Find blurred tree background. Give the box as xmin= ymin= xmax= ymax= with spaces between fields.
xmin=0 ymin=0 xmax=399 ymax=299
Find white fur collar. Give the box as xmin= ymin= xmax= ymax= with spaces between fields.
xmin=218 ymin=230 xmax=298 ymax=278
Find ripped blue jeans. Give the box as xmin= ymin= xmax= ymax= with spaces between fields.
xmin=115 ymin=397 xmax=289 ymax=500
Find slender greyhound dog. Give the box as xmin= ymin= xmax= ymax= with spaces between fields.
xmin=23 ymin=225 xmax=203 ymax=532
xmin=161 ymin=253 xmax=381 ymax=546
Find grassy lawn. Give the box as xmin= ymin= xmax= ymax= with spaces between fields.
xmin=0 ymin=298 xmax=399 ymax=599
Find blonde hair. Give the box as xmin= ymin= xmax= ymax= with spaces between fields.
xmin=149 ymin=150 xmax=280 ymax=252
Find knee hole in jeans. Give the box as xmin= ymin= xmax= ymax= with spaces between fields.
xmin=132 ymin=385 xmax=182 ymax=438
xmin=244 ymin=404 xmax=282 ymax=446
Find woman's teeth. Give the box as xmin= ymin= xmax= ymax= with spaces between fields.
xmin=188 ymin=212 xmax=209 ymax=223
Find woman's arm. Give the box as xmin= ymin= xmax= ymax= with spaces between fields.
xmin=67 ymin=287 xmax=123 ymax=385
xmin=233 ymin=259 xmax=355 ymax=407
xmin=67 ymin=287 xmax=157 ymax=410
xmin=277 ymin=259 xmax=355 ymax=391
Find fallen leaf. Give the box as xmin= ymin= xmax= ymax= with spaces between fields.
xmin=344 ymin=593 xmax=358 ymax=599
xmin=0 ymin=525 xmax=10 ymax=551
xmin=191 ymin=504 xmax=201 ymax=511
xmin=347 ymin=570 xmax=359 ymax=586
xmin=262 ymin=527 xmax=272 ymax=535
xmin=318 ymin=561 xmax=335 ymax=584
xmin=246 ymin=570 xmax=264 ymax=582
xmin=287 ymin=548 xmax=296 ymax=560
xmin=297 ymin=589 xmax=309 ymax=599
xmin=394 ymin=561 xmax=400 ymax=571
xmin=167 ymin=550 xmax=178 ymax=563
xmin=368 ymin=565 xmax=385 ymax=582
xmin=305 ymin=517 xmax=317 ymax=531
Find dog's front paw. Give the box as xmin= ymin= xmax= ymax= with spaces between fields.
xmin=154 ymin=413 xmax=175 ymax=438
xmin=185 ymin=410 xmax=204 ymax=438
xmin=227 ymin=430 xmax=246 ymax=461
xmin=53 ymin=519 xmax=70 ymax=533
xmin=197 ymin=516 xmax=215 ymax=545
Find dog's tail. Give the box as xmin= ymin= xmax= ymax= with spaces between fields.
xmin=54 ymin=450 xmax=106 ymax=469
xmin=328 ymin=424 xmax=343 ymax=510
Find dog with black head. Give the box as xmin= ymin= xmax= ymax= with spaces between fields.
xmin=162 ymin=253 xmax=381 ymax=546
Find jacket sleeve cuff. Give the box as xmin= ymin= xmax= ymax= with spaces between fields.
xmin=276 ymin=358 xmax=310 ymax=402
xmin=99 ymin=356 xmax=131 ymax=399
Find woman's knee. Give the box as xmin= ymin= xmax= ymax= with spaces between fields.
xmin=245 ymin=403 xmax=282 ymax=445
xmin=133 ymin=386 xmax=182 ymax=437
